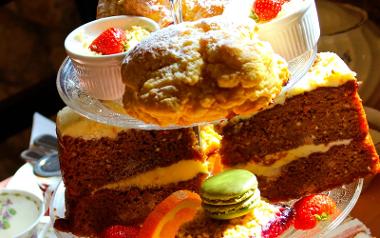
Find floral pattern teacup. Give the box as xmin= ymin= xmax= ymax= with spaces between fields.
xmin=0 ymin=189 xmax=44 ymax=238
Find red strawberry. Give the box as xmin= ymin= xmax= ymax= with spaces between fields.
xmin=102 ymin=225 xmax=140 ymax=238
xmin=262 ymin=206 xmax=294 ymax=238
xmin=252 ymin=0 xmax=286 ymax=21
xmin=89 ymin=27 xmax=127 ymax=55
xmin=293 ymin=194 xmax=337 ymax=230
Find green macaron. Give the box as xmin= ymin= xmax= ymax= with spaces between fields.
xmin=200 ymin=169 xmax=260 ymax=220
xmin=203 ymin=188 xmax=261 ymax=220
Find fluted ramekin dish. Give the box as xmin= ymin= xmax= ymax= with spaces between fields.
xmin=64 ymin=15 xmax=160 ymax=100
xmin=257 ymin=0 xmax=320 ymax=82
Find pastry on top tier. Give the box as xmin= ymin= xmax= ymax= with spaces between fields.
xmin=121 ymin=16 xmax=289 ymax=126
xmin=119 ymin=0 xmax=228 ymax=27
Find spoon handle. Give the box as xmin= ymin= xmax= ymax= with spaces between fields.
xmin=169 ymin=0 xmax=183 ymax=24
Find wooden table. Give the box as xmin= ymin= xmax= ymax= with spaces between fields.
xmin=351 ymin=174 xmax=380 ymax=236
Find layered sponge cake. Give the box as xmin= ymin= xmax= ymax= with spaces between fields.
xmin=217 ymin=52 xmax=380 ymax=201
xmin=54 ymin=107 xmax=208 ymax=237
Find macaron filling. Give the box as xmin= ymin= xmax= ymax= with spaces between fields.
xmin=202 ymin=188 xmax=256 ymax=205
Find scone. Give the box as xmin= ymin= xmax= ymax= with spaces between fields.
xmin=121 ymin=16 xmax=289 ymax=126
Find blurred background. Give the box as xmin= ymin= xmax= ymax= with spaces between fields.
xmin=0 ymin=0 xmax=97 ymax=179
xmin=0 ymin=0 xmax=379 ymax=182
xmin=0 ymin=0 xmax=379 ymax=236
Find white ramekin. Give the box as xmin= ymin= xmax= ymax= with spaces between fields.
xmin=257 ymin=0 xmax=320 ymax=62
xmin=64 ymin=16 xmax=160 ymax=100
xmin=223 ymin=0 xmax=320 ymax=80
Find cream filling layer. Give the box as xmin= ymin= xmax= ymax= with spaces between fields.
xmin=97 ymin=160 xmax=208 ymax=191
xmin=232 ymin=139 xmax=352 ymax=177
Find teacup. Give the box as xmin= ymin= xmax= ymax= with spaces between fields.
xmin=0 ymin=189 xmax=44 ymax=238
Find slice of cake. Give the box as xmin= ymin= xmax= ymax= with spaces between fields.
xmin=54 ymin=107 xmax=209 ymax=237
xmin=217 ymin=52 xmax=380 ymax=201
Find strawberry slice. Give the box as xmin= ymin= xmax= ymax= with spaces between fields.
xmin=89 ymin=27 xmax=127 ymax=55
xmin=293 ymin=194 xmax=337 ymax=230
xmin=252 ymin=0 xmax=287 ymax=22
xmin=102 ymin=225 xmax=140 ymax=238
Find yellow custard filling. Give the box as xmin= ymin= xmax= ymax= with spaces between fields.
xmin=233 ymin=139 xmax=352 ymax=177
xmin=98 ymin=160 xmax=209 ymax=191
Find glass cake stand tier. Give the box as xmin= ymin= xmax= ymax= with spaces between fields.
xmin=56 ymin=57 xmax=207 ymax=130
xmin=50 ymin=178 xmax=363 ymax=238
xmin=57 ymin=53 xmax=316 ymax=130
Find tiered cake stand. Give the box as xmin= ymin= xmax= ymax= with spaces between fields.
xmin=53 ymin=52 xmax=365 ymax=238
xmin=50 ymin=176 xmax=363 ymax=238
xmin=51 ymin=0 xmax=365 ymax=237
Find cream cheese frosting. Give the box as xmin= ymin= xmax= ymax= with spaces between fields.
xmin=57 ymin=107 xmax=124 ymax=139
xmin=233 ymin=139 xmax=352 ymax=177
xmin=274 ymin=52 xmax=356 ymax=105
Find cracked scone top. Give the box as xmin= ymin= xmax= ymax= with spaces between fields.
xmin=121 ymin=16 xmax=289 ymax=126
